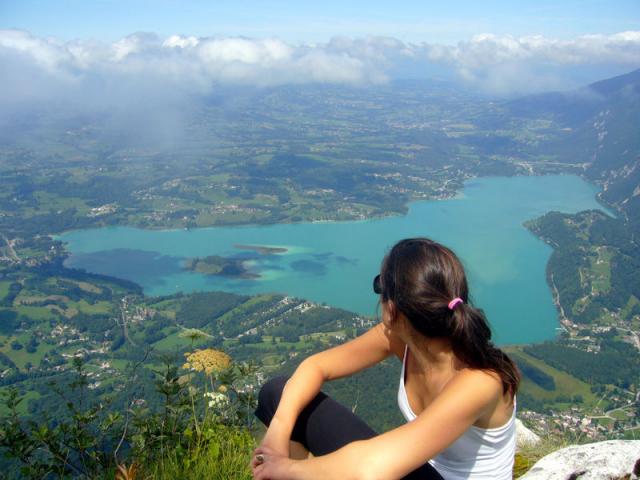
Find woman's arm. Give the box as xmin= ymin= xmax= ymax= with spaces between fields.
xmin=258 ymin=369 xmax=503 ymax=480
xmin=258 ymin=323 xmax=399 ymax=455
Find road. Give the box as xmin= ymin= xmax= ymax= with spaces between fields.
xmin=117 ymin=296 xmax=137 ymax=347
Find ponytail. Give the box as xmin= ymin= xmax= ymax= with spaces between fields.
xmin=451 ymin=303 xmax=520 ymax=396
xmin=380 ymin=238 xmax=520 ymax=397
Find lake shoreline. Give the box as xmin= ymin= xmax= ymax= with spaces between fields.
xmin=51 ymin=172 xmax=616 ymax=242
xmin=58 ymin=174 xmax=610 ymax=345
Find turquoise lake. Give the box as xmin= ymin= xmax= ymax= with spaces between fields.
xmin=59 ymin=175 xmax=611 ymax=345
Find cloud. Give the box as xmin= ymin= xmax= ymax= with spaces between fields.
xmin=422 ymin=31 xmax=640 ymax=67
xmin=1 ymin=29 xmax=639 ymax=105
xmin=0 ymin=30 xmax=392 ymax=93
xmin=416 ymin=31 xmax=640 ymax=94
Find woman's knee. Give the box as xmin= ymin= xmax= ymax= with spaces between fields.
xmin=255 ymin=375 xmax=289 ymax=424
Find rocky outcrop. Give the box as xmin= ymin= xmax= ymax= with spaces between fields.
xmin=520 ymin=440 xmax=640 ymax=480
xmin=515 ymin=419 xmax=541 ymax=450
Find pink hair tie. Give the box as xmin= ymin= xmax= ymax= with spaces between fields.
xmin=448 ymin=298 xmax=464 ymax=310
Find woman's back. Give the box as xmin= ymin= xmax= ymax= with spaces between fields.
xmin=398 ymin=343 xmax=517 ymax=479
xmin=394 ymin=341 xmax=515 ymax=429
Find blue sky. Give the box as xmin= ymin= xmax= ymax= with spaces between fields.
xmin=1 ymin=0 xmax=639 ymax=43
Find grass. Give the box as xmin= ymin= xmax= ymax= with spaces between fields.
xmin=594 ymin=417 xmax=615 ymax=429
xmin=0 ymin=335 xmax=58 ymax=370
xmin=151 ymin=330 xmax=209 ymax=351
xmin=14 ymin=305 xmax=55 ymax=321
xmin=108 ymin=358 xmax=133 ymax=370
xmin=74 ymin=281 xmax=103 ymax=294
xmin=147 ymin=298 xmax=181 ymax=311
xmin=32 ymin=192 xmax=89 ymax=213
xmin=66 ymin=299 xmax=113 ymax=315
xmin=140 ymin=425 xmax=256 ymax=480
xmin=622 ymin=427 xmax=640 ymax=440
xmin=0 ymin=388 xmax=41 ymax=416
xmin=16 ymin=389 xmax=41 ymax=415
xmin=514 ymin=434 xmax=574 ymax=478
xmin=610 ymin=409 xmax=630 ymax=421
xmin=588 ymin=246 xmax=613 ymax=294
xmin=228 ymin=337 xmax=316 ymax=351
xmin=13 ymin=296 xmax=113 ymax=319
xmin=16 ymin=294 xmax=68 ymax=305
xmin=0 ymin=281 xmax=11 ymax=300
xmin=259 ymin=353 xmax=286 ymax=367
xmin=215 ymin=295 xmax=278 ymax=326
xmin=620 ymin=295 xmax=640 ymax=321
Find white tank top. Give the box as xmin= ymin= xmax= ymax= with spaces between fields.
xmin=398 ymin=345 xmax=516 ymax=480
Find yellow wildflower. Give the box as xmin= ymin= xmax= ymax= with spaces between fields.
xmin=115 ymin=463 xmax=137 ymax=480
xmin=183 ymin=349 xmax=232 ymax=374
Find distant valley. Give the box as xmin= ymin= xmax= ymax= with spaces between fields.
xmin=0 ymin=69 xmax=639 ymax=444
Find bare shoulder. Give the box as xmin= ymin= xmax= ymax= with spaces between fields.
xmin=456 ymin=367 xmax=503 ymax=389
xmin=449 ymin=368 xmax=513 ymax=428
xmin=445 ymin=368 xmax=504 ymax=408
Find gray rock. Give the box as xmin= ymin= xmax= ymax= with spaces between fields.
xmin=516 ymin=419 xmax=541 ymax=450
xmin=519 ymin=440 xmax=640 ymax=480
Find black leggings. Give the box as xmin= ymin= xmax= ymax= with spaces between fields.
xmin=254 ymin=376 xmax=444 ymax=480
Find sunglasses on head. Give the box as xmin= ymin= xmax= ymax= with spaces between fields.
xmin=373 ymin=274 xmax=382 ymax=294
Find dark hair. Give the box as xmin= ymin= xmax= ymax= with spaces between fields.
xmin=380 ymin=238 xmax=520 ymax=396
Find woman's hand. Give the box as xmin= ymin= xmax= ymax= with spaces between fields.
xmin=251 ymin=445 xmax=297 ymax=480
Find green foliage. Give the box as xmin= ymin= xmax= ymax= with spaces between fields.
xmin=524 ymin=341 xmax=640 ymax=389
xmin=513 ymin=434 xmax=573 ymax=478
xmin=177 ymin=292 xmax=248 ymax=330
xmin=529 ymin=210 xmax=640 ymax=323
xmin=141 ymin=424 xmax=254 ymax=480
xmin=0 ymin=283 xmax=22 ymax=308
xmin=0 ymin=352 xmax=260 ymax=479
xmin=0 ymin=357 xmax=124 ymax=478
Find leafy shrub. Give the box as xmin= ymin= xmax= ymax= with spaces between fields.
xmin=0 ymin=349 xmax=260 ymax=479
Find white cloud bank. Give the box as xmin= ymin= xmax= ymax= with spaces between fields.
xmin=1 ymin=29 xmax=639 ymax=103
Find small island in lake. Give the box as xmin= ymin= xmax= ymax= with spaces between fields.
xmin=234 ymin=244 xmax=288 ymax=255
xmin=183 ymin=255 xmax=259 ymax=279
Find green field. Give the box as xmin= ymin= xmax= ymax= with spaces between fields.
xmin=620 ymin=295 xmax=640 ymax=322
xmin=588 ymin=246 xmax=613 ymax=294
xmin=215 ymin=295 xmax=278 ymax=325
xmin=0 ymin=390 xmax=41 ymax=416
xmin=506 ymin=348 xmax=598 ymax=408
xmin=0 ymin=281 xmax=11 ymax=300
xmin=623 ymin=427 xmax=640 ymax=439
xmin=593 ymin=417 xmax=614 ymax=427
xmin=32 ymin=192 xmax=90 ymax=213
xmin=15 ymin=305 xmax=56 ymax=321
xmin=0 ymin=333 xmax=57 ymax=370
xmin=152 ymin=330 xmax=210 ymax=351
xmin=610 ymin=409 xmax=631 ymax=421
xmin=67 ymin=299 xmax=113 ymax=315
xmin=225 ymin=336 xmax=317 ymax=351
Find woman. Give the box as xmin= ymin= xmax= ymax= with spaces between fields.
xmin=252 ymin=238 xmax=520 ymax=479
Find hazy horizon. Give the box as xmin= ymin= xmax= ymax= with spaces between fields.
xmin=1 ymin=0 xmax=639 ymax=110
